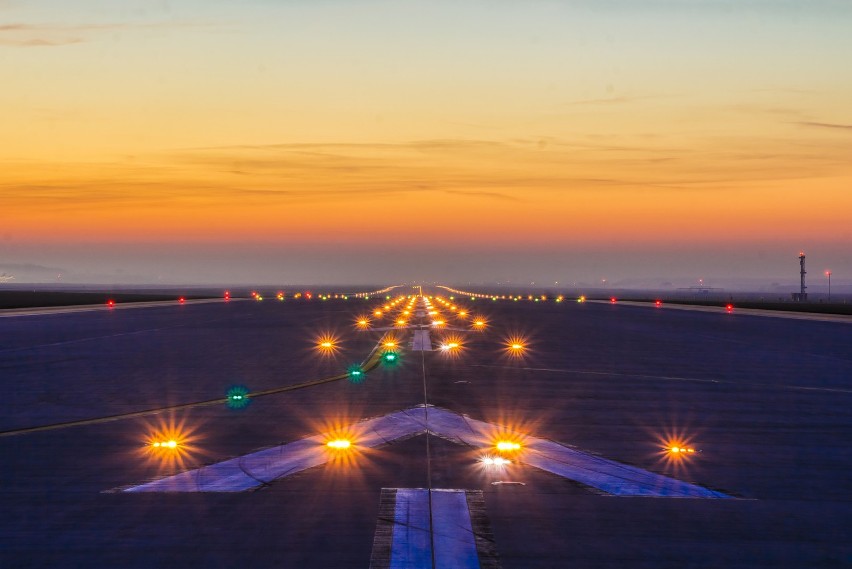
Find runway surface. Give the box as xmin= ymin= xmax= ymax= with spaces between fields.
xmin=1 ymin=291 xmax=850 ymax=567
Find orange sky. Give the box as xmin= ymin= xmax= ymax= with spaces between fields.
xmin=1 ymin=1 xmax=851 ymax=284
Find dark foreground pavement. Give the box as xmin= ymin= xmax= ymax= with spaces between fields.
xmin=1 ymin=294 xmax=850 ymax=568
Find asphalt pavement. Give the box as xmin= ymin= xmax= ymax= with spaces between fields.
xmin=1 ymin=293 xmax=850 ymax=568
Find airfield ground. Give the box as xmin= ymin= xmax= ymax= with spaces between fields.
xmin=1 ymin=293 xmax=850 ymax=568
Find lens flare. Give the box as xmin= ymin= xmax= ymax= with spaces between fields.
xmin=480 ymin=455 xmax=511 ymax=467
xmin=347 ymin=365 xmax=365 ymax=383
xmin=140 ymin=416 xmax=202 ymax=474
xmin=226 ymin=385 xmax=251 ymax=410
xmin=382 ymin=351 xmax=400 ymax=365
xmin=496 ymin=441 xmax=521 ymax=452
xmin=654 ymin=428 xmax=701 ymax=475
xmin=315 ymin=334 xmax=340 ymax=355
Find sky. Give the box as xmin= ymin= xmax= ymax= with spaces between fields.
xmin=1 ymin=0 xmax=851 ymax=288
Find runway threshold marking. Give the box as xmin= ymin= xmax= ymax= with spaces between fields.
xmin=119 ymin=405 xmax=729 ymax=498
xmin=468 ymin=364 xmax=852 ymax=395
xmin=0 ymin=341 xmax=388 ymax=439
xmin=369 ymin=488 xmax=495 ymax=569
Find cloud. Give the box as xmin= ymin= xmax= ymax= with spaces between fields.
xmin=0 ymin=37 xmax=84 ymax=47
xmin=797 ymin=121 xmax=852 ymax=131
xmin=3 ymin=129 xmax=849 ymax=221
xmin=564 ymin=95 xmax=668 ymax=106
xmin=0 ymin=21 xmax=208 ymax=47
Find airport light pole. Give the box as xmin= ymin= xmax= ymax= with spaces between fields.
xmin=825 ymin=270 xmax=831 ymax=302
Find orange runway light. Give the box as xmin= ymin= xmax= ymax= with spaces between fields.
xmin=326 ymin=439 xmax=352 ymax=450
xmin=504 ymin=335 xmax=529 ymax=358
xmin=315 ymin=335 xmax=339 ymax=353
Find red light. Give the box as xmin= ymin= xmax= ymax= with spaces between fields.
xmin=655 ymin=300 xmax=662 ymax=307
xmin=224 ymin=291 xmax=230 ymax=300
xmin=610 ymin=297 xmax=617 ymax=303
xmin=179 ymin=297 xmax=185 ymax=304
xmin=726 ymin=304 xmax=734 ymax=313
xmin=106 ymin=299 xmax=115 ymax=308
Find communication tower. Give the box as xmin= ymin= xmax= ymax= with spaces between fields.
xmin=791 ymin=252 xmax=808 ymax=301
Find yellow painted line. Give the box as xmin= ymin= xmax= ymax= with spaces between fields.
xmin=0 ymin=338 xmax=389 ymax=438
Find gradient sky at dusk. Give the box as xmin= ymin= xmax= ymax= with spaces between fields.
xmin=2 ymin=0 xmax=851 ymax=286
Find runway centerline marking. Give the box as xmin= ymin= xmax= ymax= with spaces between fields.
xmin=412 ymin=329 xmax=433 ymax=351
xmin=370 ymin=488 xmax=497 ymax=569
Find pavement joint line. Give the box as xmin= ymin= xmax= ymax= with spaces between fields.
xmin=0 ymin=338 xmax=387 ymax=438
xmin=0 ymin=322 xmax=208 ymax=354
xmin=467 ymin=364 xmax=852 ymax=394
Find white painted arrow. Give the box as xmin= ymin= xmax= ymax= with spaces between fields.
xmin=121 ymin=405 xmax=729 ymax=498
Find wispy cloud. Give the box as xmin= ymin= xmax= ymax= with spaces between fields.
xmin=797 ymin=121 xmax=852 ymax=131
xmin=0 ymin=36 xmax=84 ymax=47
xmin=564 ymin=94 xmax=668 ymax=106
xmin=0 ymin=21 xmax=207 ymax=47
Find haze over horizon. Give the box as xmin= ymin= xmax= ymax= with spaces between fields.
xmin=2 ymin=0 xmax=850 ymax=287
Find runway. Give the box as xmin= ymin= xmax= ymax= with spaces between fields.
xmin=1 ymin=291 xmax=850 ymax=567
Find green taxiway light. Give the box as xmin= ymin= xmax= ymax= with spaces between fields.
xmin=347 ymin=365 xmax=365 ymax=383
xmin=382 ymin=351 xmax=399 ymax=364
xmin=226 ymin=385 xmax=251 ymax=409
